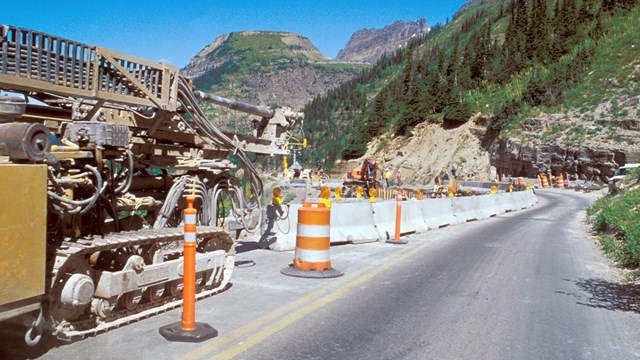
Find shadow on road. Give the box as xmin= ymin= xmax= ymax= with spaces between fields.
xmin=558 ymin=278 xmax=640 ymax=313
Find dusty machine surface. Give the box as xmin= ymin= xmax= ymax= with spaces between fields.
xmin=0 ymin=24 xmax=303 ymax=344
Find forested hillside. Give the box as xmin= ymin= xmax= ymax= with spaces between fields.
xmin=301 ymin=0 xmax=640 ymax=172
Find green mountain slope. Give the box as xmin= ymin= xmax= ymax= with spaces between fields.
xmin=181 ymin=31 xmax=368 ymax=133
xmin=302 ymin=0 xmax=640 ymax=178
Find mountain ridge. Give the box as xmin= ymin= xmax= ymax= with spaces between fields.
xmin=336 ymin=19 xmax=430 ymax=64
xmin=181 ymin=31 xmax=369 ymax=131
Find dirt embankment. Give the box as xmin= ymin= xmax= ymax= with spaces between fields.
xmin=334 ymin=115 xmax=494 ymax=185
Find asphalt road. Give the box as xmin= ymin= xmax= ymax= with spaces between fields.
xmin=5 ymin=189 xmax=640 ymax=359
xmin=234 ymin=190 xmax=640 ymax=360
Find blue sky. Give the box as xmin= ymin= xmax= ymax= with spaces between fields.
xmin=3 ymin=0 xmax=467 ymax=68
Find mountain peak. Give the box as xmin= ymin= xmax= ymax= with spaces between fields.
xmin=182 ymin=31 xmax=328 ymax=79
xmin=336 ymin=19 xmax=430 ymax=64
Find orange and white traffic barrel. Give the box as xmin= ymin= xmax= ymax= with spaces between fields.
xmin=281 ymin=202 xmax=343 ymax=278
xmin=541 ymin=175 xmax=549 ymax=188
xmin=556 ymin=174 xmax=565 ymax=188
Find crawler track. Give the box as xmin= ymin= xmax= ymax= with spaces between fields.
xmin=49 ymin=227 xmax=234 ymax=340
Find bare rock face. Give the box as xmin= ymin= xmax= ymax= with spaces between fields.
xmin=336 ymin=19 xmax=430 ymax=64
xmin=487 ymin=138 xmax=628 ymax=181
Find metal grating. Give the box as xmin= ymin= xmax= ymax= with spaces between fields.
xmin=0 ymin=24 xmax=178 ymax=110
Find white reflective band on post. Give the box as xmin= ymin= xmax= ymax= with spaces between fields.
xmin=294 ymin=248 xmax=330 ymax=262
xmin=184 ymin=232 xmax=196 ymax=243
xmin=185 ymin=214 xmax=197 ymax=224
xmin=297 ymin=224 xmax=330 ymax=238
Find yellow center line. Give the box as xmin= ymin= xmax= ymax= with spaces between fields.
xmin=183 ymin=238 xmax=428 ymax=360
xmin=181 ymin=264 xmax=373 ymax=360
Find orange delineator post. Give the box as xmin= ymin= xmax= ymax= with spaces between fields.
xmin=182 ymin=196 xmax=197 ymax=331
xmin=395 ymin=189 xmax=401 ymax=241
xmin=387 ymin=187 xmax=408 ymax=245
xmin=159 ymin=195 xmax=217 ymax=342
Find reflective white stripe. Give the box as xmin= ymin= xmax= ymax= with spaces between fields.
xmin=184 ymin=214 xmax=197 ymax=224
xmin=294 ymin=248 xmax=330 ymax=262
xmin=184 ymin=232 xmax=196 ymax=243
xmin=297 ymin=224 xmax=330 ymax=238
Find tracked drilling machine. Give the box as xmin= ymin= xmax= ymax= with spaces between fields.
xmin=0 ymin=24 xmax=303 ymax=343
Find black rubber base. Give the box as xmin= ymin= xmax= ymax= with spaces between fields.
xmin=386 ymin=239 xmax=408 ymax=245
xmin=159 ymin=321 xmax=218 ymax=343
xmin=280 ymin=265 xmax=344 ymax=278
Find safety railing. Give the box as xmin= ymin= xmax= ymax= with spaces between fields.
xmin=0 ymin=24 xmax=178 ymax=110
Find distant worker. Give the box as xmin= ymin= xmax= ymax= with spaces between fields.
xmin=396 ymin=169 xmax=403 ymax=187
xmin=384 ymin=168 xmax=391 ymax=188
xmin=368 ymin=163 xmax=375 ymax=178
xmin=434 ymin=175 xmax=443 ymax=193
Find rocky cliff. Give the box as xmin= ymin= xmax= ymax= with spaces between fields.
xmin=349 ymin=110 xmax=638 ymax=186
xmin=336 ymin=19 xmax=430 ymax=64
xmin=482 ymin=105 xmax=640 ymax=180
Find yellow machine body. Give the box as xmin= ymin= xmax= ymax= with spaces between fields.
xmin=0 ymin=164 xmax=47 ymax=319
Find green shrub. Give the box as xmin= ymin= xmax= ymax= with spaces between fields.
xmin=590 ymin=189 xmax=640 ymax=268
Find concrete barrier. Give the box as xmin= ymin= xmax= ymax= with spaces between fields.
xmin=330 ymin=201 xmax=380 ymax=244
xmin=528 ymin=190 xmax=539 ymax=206
xmin=495 ymin=192 xmax=518 ymax=213
xmin=372 ymin=201 xmax=415 ymax=240
xmin=512 ymin=190 xmax=537 ymax=208
xmin=420 ymin=197 xmax=458 ymax=230
xmin=472 ymin=194 xmax=499 ymax=219
xmin=267 ymin=203 xmax=302 ymax=252
xmin=401 ymin=200 xmax=429 ymax=233
xmin=268 ymin=189 xmax=538 ymax=251
xmin=452 ymin=196 xmax=480 ymax=222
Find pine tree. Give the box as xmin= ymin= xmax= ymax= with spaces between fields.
xmin=402 ymin=43 xmax=415 ymax=96
xmin=368 ymin=90 xmax=388 ymax=137
xmin=529 ymin=0 xmax=549 ymax=62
